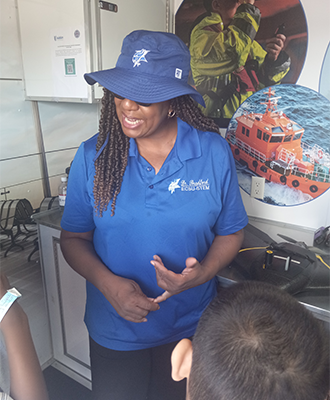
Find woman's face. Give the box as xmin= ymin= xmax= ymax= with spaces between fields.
xmin=114 ymin=96 xmax=172 ymax=141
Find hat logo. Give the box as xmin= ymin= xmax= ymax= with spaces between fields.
xmin=175 ymin=68 xmax=182 ymax=79
xmin=132 ymin=49 xmax=150 ymax=67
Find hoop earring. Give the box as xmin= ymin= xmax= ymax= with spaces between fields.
xmin=168 ymin=110 xmax=176 ymax=118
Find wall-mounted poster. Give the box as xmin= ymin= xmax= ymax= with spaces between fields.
xmin=176 ymin=0 xmax=307 ymax=127
xmin=51 ymin=26 xmax=88 ymax=99
xmin=225 ymin=84 xmax=330 ymax=206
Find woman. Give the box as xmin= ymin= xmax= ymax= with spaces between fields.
xmin=60 ymin=30 xmax=248 ymax=400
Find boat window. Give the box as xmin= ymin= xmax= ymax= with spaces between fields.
xmin=242 ymin=126 xmax=245 ymax=135
xmin=272 ymin=127 xmax=284 ymax=133
xmin=257 ymin=129 xmax=262 ymax=139
xmin=293 ymin=132 xmax=302 ymax=140
xmin=292 ymin=124 xmax=302 ymax=132
xmin=270 ymin=135 xmax=283 ymax=143
xmin=284 ymin=134 xmax=292 ymax=142
xmin=263 ymin=132 xmax=270 ymax=142
xmin=246 ymin=129 xmax=250 ymax=137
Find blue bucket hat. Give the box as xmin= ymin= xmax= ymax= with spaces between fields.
xmin=84 ymin=30 xmax=205 ymax=106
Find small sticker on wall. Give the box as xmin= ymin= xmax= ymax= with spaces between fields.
xmin=64 ymin=58 xmax=76 ymax=75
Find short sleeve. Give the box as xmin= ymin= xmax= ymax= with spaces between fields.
xmin=214 ymin=141 xmax=248 ymax=236
xmin=61 ymin=141 xmax=96 ymax=233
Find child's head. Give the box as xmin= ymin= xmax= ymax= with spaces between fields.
xmin=171 ymin=281 xmax=329 ymax=400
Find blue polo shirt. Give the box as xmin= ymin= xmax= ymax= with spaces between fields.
xmin=61 ymin=118 xmax=248 ymax=350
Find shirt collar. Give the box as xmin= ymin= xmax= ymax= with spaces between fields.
xmin=129 ymin=118 xmax=202 ymax=161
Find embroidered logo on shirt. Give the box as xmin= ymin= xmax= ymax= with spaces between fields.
xmin=132 ymin=49 xmax=150 ymax=67
xmin=168 ymin=179 xmax=181 ymax=194
xmin=168 ymin=179 xmax=210 ymax=193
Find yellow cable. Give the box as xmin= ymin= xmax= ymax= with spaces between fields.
xmin=316 ymin=255 xmax=330 ymax=270
xmin=239 ymin=246 xmax=268 ymax=253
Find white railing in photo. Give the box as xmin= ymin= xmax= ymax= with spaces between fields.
xmin=278 ymin=148 xmax=296 ymax=166
xmin=234 ymin=137 xmax=267 ymax=163
xmin=301 ymin=142 xmax=330 ymax=166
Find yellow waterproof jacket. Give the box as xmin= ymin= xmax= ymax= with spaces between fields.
xmin=190 ymin=4 xmax=291 ymax=119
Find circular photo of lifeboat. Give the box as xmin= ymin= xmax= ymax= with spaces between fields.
xmin=226 ymin=84 xmax=330 ymax=206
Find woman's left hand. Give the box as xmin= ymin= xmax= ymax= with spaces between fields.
xmin=150 ymin=255 xmax=206 ymax=303
xmin=150 ymin=230 xmax=245 ymax=303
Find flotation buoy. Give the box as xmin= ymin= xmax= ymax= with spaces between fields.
xmin=310 ymin=185 xmax=318 ymax=193
xmin=292 ymin=180 xmax=299 ymax=188
xmin=280 ymin=175 xmax=287 ymax=184
xmin=318 ymin=149 xmax=323 ymax=159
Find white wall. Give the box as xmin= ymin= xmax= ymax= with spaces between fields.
xmin=249 ymin=0 xmax=330 ymax=242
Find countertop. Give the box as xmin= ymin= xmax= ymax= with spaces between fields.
xmin=34 ymin=208 xmax=330 ymax=323
xmin=33 ymin=207 xmax=64 ymax=229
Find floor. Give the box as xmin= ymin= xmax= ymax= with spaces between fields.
xmin=44 ymin=366 xmax=92 ymax=400
xmin=0 ymin=224 xmax=92 ymax=400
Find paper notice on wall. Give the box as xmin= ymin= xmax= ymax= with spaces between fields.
xmin=51 ymin=26 xmax=88 ymax=99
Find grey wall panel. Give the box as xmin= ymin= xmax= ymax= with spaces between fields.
xmin=0 ymin=155 xmax=42 ymax=188
xmin=2 ymin=180 xmax=44 ymax=209
xmin=46 ymin=148 xmax=78 ymax=197
xmin=0 ymin=80 xmax=38 ymax=159
xmin=46 ymin=148 xmax=77 ymax=177
xmin=0 ymin=0 xmax=24 ymax=79
xmin=38 ymin=102 xmax=99 ymax=152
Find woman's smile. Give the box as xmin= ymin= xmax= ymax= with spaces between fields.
xmin=122 ymin=113 xmax=144 ymax=129
xmin=114 ymin=97 xmax=174 ymax=140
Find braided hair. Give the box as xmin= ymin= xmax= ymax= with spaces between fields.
xmin=93 ymin=89 xmax=219 ymax=217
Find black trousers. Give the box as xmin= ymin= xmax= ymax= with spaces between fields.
xmin=89 ymin=337 xmax=186 ymax=400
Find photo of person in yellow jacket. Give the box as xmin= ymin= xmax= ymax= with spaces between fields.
xmin=189 ymin=0 xmax=291 ymax=126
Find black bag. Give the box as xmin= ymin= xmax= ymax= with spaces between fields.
xmin=232 ymin=224 xmax=328 ymax=295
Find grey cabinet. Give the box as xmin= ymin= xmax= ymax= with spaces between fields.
xmin=39 ymin=224 xmax=91 ymax=388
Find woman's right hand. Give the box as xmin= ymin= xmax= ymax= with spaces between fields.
xmin=101 ymin=275 xmax=160 ymax=323
xmin=60 ymin=229 xmax=159 ymax=323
